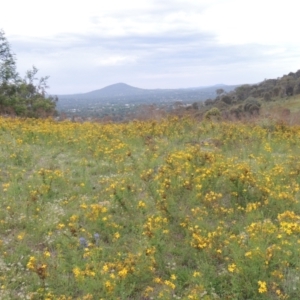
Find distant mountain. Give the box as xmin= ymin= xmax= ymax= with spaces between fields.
xmin=87 ymin=83 xmax=146 ymax=97
xmin=59 ymin=83 xmax=147 ymax=100
xmin=56 ymin=83 xmax=239 ymax=111
xmin=57 ymin=83 xmax=238 ymax=99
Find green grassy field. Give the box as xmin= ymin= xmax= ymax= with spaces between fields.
xmin=1 ymin=116 xmax=300 ymax=299
xmin=260 ymin=95 xmax=300 ymax=117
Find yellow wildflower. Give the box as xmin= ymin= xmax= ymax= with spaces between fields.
xmin=73 ymin=267 xmax=81 ymax=278
xmin=118 ymin=268 xmax=128 ymax=278
xmin=170 ymin=274 xmax=177 ymax=280
xmin=228 ymin=263 xmax=237 ymax=273
xmin=27 ymin=256 xmax=36 ymax=270
xmin=164 ymin=280 xmax=175 ymax=289
xmin=258 ymin=280 xmax=267 ymax=293
xmin=17 ymin=232 xmax=25 ymax=240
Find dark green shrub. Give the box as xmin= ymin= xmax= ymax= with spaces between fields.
xmin=221 ymin=95 xmax=232 ymax=104
xmin=204 ymin=107 xmax=221 ymax=120
xmin=244 ymin=97 xmax=261 ymax=115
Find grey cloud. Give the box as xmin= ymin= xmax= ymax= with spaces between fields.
xmin=8 ymin=26 xmax=300 ymax=94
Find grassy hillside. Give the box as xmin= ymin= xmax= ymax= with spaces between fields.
xmin=1 ymin=116 xmax=300 ymax=299
xmin=260 ymin=94 xmax=300 ymax=114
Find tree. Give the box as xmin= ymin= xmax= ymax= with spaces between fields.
xmin=192 ymin=102 xmax=199 ymax=110
xmin=0 ymin=29 xmax=57 ymax=117
xmin=216 ymin=88 xmax=225 ymax=96
xmin=221 ymin=95 xmax=232 ymax=104
xmin=0 ymin=29 xmax=17 ymax=84
xmin=234 ymin=84 xmax=252 ymax=101
xmin=204 ymin=98 xmax=214 ymax=106
xmin=286 ymin=86 xmax=294 ymax=96
xmin=263 ymin=92 xmax=272 ymax=101
xmin=230 ymin=105 xmax=243 ymax=119
xmin=244 ymin=97 xmax=261 ymax=115
xmin=294 ymin=79 xmax=300 ymax=95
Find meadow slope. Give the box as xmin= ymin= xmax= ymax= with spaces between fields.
xmin=0 ymin=117 xmax=300 ymax=299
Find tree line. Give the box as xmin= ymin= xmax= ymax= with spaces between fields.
xmin=203 ymin=69 xmax=300 ymax=119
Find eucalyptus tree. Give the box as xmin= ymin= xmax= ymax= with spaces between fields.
xmin=0 ymin=30 xmax=57 ymax=117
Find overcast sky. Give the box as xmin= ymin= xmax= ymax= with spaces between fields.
xmin=1 ymin=0 xmax=299 ymax=94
